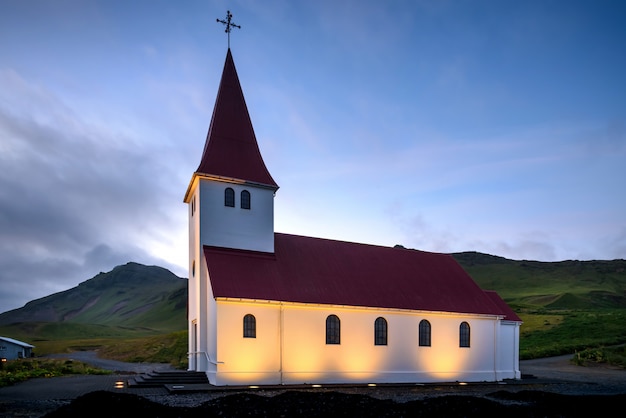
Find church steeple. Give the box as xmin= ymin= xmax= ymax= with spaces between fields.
xmin=184 ymin=47 xmax=277 ymax=254
xmin=193 ymin=49 xmax=277 ymax=190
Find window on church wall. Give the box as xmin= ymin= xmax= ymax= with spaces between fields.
xmin=243 ymin=314 xmax=256 ymax=338
xmin=374 ymin=317 xmax=388 ymax=345
xmin=459 ymin=322 xmax=470 ymax=347
xmin=326 ymin=315 xmax=340 ymax=344
xmin=419 ymin=319 xmax=431 ymax=347
xmin=241 ymin=190 xmax=251 ymax=209
xmin=225 ymin=188 xmax=235 ymax=207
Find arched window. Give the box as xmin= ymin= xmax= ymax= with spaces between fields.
xmin=419 ymin=319 xmax=431 ymax=347
xmin=243 ymin=314 xmax=256 ymax=338
xmin=326 ymin=315 xmax=340 ymax=344
xmin=374 ymin=317 xmax=388 ymax=345
xmin=241 ymin=190 xmax=251 ymax=209
xmin=459 ymin=322 xmax=470 ymax=347
xmin=225 ymin=188 xmax=235 ymax=207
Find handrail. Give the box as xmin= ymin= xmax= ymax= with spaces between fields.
xmin=188 ymin=351 xmax=223 ymax=365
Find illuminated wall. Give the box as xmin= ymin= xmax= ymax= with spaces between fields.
xmin=207 ymin=299 xmax=520 ymax=386
xmin=215 ymin=301 xmax=281 ymax=385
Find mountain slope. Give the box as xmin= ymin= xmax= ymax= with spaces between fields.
xmin=452 ymin=252 xmax=626 ymax=309
xmin=0 ymin=262 xmax=187 ymax=332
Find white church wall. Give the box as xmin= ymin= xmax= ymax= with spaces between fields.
xmin=187 ymin=188 xmax=200 ymax=371
xmin=198 ymin=180 xmax=274 ymax=253
xmin=214 ymin=300 xmax=281 ymax=385
xmin=188 ymin=250 xmax=218 ymax=377
xmin=201 ymin=274 xmax=218 ymax=383
xmin=281 ymin=305 xmax=499 ymax=384
xmin=187 ymin=186 xmax=220 ymax=380
xmin=209 ymin=300 xmax=506 ymax=385
xmin=496 ymin=321 xmax=521 ymax=379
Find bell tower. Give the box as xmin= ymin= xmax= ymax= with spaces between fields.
xmin=184 ymin=46 xmax=278 ymax=373
xmin=184 ymin=48 xmax=279 ymax=255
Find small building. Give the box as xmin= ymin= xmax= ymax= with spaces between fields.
xmin=0 ymin=336 xmax=34 ymax=360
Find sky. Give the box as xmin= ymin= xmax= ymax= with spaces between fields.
xmin=1 ymin=0 xmax=625 ymax=314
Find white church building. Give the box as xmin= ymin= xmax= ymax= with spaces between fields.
xmin=184 ymin=48 xmax=522 ymax=386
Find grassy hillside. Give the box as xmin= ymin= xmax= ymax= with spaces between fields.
xmin=0 ymin=262 xmax=187 ymax=355
xmin=452 ymin=252 xmax=626 ymax=359
xmin=452 ymin=252 xmax=626 ymax=310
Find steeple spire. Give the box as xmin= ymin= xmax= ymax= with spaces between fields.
xmin=193 ymin=49 xmax=278 ymax=189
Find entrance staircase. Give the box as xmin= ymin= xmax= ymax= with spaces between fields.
xmin=127 ymin=370 xmax=209 ymax=389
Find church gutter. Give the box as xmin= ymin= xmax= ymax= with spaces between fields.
xmin=216 ymin=297 xmax=506 ymax=319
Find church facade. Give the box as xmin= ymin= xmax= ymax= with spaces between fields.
xmin=184 ymin=49 xmax=521 ymax=386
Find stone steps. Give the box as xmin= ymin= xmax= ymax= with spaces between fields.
xmin=127 ymin=370 xmax=209 ymax=388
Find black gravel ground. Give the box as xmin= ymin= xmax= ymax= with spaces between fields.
xmin=41 ymin=389 xmax=626 ymax=418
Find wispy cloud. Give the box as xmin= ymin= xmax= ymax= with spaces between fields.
xmin=0 ymin=69 xmax=186 ymax=311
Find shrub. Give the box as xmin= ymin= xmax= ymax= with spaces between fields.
xmin=0 ymin=358 xmax=110 ymax=387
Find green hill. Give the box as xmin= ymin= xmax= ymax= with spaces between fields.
xmin=0 ymin=262 xmax=187 ymax=343
xmin=452 ymin=252 xmax=626 ymax=310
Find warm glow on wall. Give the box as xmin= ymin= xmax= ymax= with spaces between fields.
xmin=209 ymin=298 xmax=511 ymax=385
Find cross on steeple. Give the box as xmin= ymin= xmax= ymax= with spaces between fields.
xmin=216 ymin=10 xmax=241 ymax=49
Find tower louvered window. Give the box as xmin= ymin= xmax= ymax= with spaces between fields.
xmin=241 ymin=190 xmax=251 ymax=209
xmin=225 ymin=188 xmax=235 ymax=207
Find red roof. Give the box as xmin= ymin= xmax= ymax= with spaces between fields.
xmin=196 ymin=49 xmax=277 ymax=188
xmin=484 ymin=291 xmax=522 ymax=322
xmin=204 ymin=233 xmax=519 ymax=319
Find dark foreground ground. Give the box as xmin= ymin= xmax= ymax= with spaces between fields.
xmin=1 ymin=352 xmax=625 ymax=417
xmin=41 ymin=389 xmax=626 ymax=418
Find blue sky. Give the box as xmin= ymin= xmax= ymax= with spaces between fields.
xmin=1 ymin=0 xmax=625 ymax=313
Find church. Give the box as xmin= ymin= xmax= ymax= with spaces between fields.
xmin=184 ymin=47 xmax=522 ymax=386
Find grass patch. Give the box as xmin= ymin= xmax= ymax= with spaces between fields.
xmin=572 ymin=345 xmax=626 ymax=368
xmin=520 ymin=309 xmax=626 ymax=359
xmin=98 ymin=330 xmax=188 ymax=369
xmin=0 ymin=358 xmax=110 ymax=387
xmin=518 ymin=313 xmax=565 ymax=335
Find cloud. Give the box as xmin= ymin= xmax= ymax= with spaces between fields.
xmin=0 ymin=68 xmax=186 ymax=313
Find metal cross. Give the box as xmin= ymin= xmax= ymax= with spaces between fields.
xmin=216 ymin=10 xmax=241 ymax=49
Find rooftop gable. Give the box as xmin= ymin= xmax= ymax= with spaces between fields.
xmin=484 ymin=291 xmax=522 ymax=322
xmin=204 ymin=233 xmax=511 ymax=317
xmin=195 ymin=49 xmax=277 ymax=188
xmin=0 ymin=336 xmax=35 ymax=348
